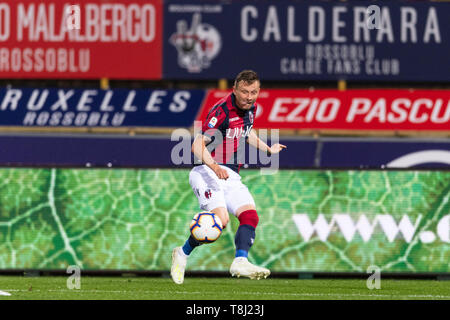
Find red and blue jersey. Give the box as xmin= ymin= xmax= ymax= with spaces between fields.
xmin=200 ymin=92 xmax=257 ymax=174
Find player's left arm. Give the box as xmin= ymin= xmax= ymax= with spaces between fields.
xmin=246 ymin=129 xmax=287 ymax=155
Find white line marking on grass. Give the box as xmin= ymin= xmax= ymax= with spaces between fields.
xmin=4 ymin=289 xmax=450 ymax=299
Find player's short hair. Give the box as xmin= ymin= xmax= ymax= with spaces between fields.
xmin=234 ymin=70 xmax=259 ymax=88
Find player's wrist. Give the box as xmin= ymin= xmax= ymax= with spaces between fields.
xmin=209 ymin=161 xmax=220 ymax=170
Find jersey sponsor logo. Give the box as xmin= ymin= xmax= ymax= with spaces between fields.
xmin=229 ymin=117 xmax=240 ymax=122
xmin=225 ymin=126 xmax=252 ymax=139
xmin=208 ymin=116 xmax=218 ymax=128
xmin=169 ymin=13 xmax=222 ymax=73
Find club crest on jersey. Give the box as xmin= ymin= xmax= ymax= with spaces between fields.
xmin=249 ymin=112 xmax=254 ymax=124
xmin=208 ymin=117 xmax=218 ymax=128
xmin=204 ymin=189 xmax=212 ymax=199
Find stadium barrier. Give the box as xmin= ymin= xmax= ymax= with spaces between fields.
xmin=1 ymin=0 xmax=449 ymax=82
xmin=0 ymin=167 xmax=448 ymax=275
xmin=0 ymin=134 xmax=448 ymax=169
xmin=0 ymin=133 xmax=448 ymax=275
xmin=0 ymin=0 xmax=449 ymax=278
xmin=0 ymin=87 xmax=448 ymax=137
xmin=163 ymin=0 xmax=450 ymax=82
xmin=0 ymin=0 xmax=163 ymax=79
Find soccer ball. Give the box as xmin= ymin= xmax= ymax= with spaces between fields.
xmin=190 ymin=212 xmax=223 ymax=243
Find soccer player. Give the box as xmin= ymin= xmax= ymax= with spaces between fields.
xmin=171 ymin=70 xmax=286 ymax=284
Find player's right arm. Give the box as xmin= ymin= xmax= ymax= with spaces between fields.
xmin=191 ymin=134 xmax=229 ymax=180
xmin=194 ymin=103 xmax=229 ymax=179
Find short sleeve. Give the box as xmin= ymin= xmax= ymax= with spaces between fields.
xmin=201 ymin=105 xmax=227 ymax=137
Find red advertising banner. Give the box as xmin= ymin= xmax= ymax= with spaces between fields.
xmin=198 ymin=89 xmax=450 ymax=131
xmin=0 ymin=0 xmax=162 ymax=79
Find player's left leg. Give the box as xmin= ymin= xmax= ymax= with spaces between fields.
xmin=234 ymin=204 xmax=258 ymax=259
xmin=172 ymin=205 xmax=229 ymax=285
xmin=229 ymin=204 xmax=270 ymax=280
xmin=222 ymin=172 xmax=270 ymax=279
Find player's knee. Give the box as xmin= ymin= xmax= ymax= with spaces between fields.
xmin=238 ymin=209 xmax=259 ymax=228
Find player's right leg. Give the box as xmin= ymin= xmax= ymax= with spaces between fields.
xmin=179 ymin=206 xmax=228 ymax=257
xmin=171 ymin=166 xmax=228 ymax=284
xmin=170 ymin=246 xmax=187 ymax=285
xmin=171 ymin=207 xmax=228 ymax=285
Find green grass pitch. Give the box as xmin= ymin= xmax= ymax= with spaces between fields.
xmin=0 ymin=276 xmax=449 ymax=300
